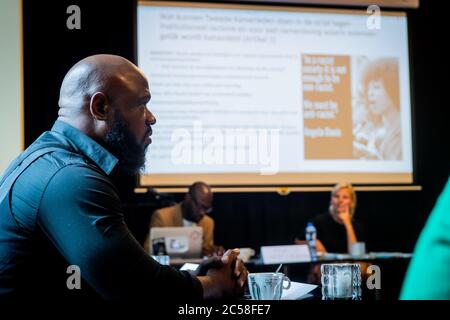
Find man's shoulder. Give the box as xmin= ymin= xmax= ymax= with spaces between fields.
xmin=199 ymin=215 xmax=214 ymax=227
xmin=15 ymin=145 xmax=104 ymax=192
xmin=20 ymin=130 xmax=97 ymax=172
xmin=10 ymin=135 xmax=111 ymax=229
xmin=154 ymin=203 xmax=180 ymax=216
xmin=12 ymin=130 xmax=112 ymax=202
xmin=151 ymin=203 xmax=181 ymax=227
xmin=13 ymin=155 xmax=113 ymax=208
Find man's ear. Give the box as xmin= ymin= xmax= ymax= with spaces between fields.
xmin=89 ymin=92 xmax=110 ymax=121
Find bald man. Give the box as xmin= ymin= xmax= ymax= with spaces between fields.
xmin=144 ymin=182 xmax=224 ymax=256
xmin=0 ymin=55 xmax=246 ymax=300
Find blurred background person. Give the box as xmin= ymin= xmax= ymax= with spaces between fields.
xmin=400 ymin=177 xmax=450 ymax=299
xmin=306 ymin=183 xmax=365 ymax=254
xmin=144 ymin=181 xmax=224 ymax=257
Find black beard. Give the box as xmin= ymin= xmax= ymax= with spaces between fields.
xmin=104 ymin=112 xmax=148 ymax=175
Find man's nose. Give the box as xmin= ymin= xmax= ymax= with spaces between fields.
xmin=145 ymin=109 xmax=156 ymax=126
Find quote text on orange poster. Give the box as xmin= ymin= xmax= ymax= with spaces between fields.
xmin=303 ymin=54 xmax=353 ymax=159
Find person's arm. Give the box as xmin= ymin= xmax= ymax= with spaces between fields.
xmin=150 ymin=209 xmax=164 ymax=227
xmin=345 ymin=224 xmax=358 ymax=253
xmin=401 ymin=178 xmax=450 ymax=299
xmin=294 ymin=239 xmax=327 ymax=253
xmin=200 ymin=216 xmax=224 ymax=256
xmin=38 ymin=165 xmax=203 ymax=300
xmin=341 ymin=213 xmax=358 ymax=253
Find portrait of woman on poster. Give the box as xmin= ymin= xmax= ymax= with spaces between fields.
xmin=353 ymin=57 xmax=402 ymax=161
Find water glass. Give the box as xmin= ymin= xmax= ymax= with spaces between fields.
xmin=321 ymin=263 xmax=361 ymax=299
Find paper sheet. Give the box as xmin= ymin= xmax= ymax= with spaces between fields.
xmin=281 ymin=281 xmax=318 ymax=300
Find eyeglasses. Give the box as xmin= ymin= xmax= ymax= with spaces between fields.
xmin=191 ymin=197 xmax=213 ymax=214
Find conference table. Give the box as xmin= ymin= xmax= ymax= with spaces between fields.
xmin=245 ymin=252 xmax=413 ymax=300
xmin=170 ymin=252 xmax=412 ymax=300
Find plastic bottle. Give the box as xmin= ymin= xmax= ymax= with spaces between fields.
xmin=305 ymin=222 xmax=318 ymax=261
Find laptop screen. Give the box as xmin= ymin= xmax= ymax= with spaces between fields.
xmin=149 ymin=227 xmax=203 ymax=258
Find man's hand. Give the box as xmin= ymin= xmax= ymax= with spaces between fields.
xmin=197 ymin=249 xmax=249 ymax=299
xmin=194 ymin=256 xmax=226 ymax=276
xmin=225 ymin=250 xmax=247 ymax=289
xmin=203 ymin=245 xmax=225 ymax=257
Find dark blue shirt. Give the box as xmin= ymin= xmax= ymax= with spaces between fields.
xmin=0 ymin=120 xmax=202 ymax=300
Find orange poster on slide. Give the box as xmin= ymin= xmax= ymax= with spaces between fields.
xmin=303 ymin=54 xmax=353 ymax=159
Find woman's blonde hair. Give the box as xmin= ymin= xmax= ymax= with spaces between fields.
xmin=329 ymin=183 xmax=357 ymax=217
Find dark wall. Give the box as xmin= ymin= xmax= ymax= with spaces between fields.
xmin=23 ymin=0 xmax=136 ymax=145
xmin=181 ymin=189 xmax=429 ymax=253
xmin=23 ymin=0 xmax=450 ymax=253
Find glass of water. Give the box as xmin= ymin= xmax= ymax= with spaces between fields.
xmin=321 ymin=263 xmax=362 ymax=300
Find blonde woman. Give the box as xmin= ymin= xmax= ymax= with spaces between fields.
xmin=313 ymin=183 xmax=365 ymax=254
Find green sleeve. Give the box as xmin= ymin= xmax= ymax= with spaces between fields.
xmin=400 ymin=177 xmax=450 ymax=300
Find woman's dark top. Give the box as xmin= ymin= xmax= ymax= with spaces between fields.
xmin=310 ymin=213 xmax=365 ymax=253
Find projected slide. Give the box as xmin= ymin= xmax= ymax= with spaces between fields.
xmin=137 ymin=2 xmax=413 ymax=186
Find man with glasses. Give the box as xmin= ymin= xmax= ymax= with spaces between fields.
xmin=144 ymin=182 xmax=223 ymax=256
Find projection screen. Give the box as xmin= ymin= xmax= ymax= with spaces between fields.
xmin=137 ymin=1 xmax=413 ymax=187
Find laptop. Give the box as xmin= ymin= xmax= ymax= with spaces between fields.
xmin=149 ymin=226 xmax=203 ymax=258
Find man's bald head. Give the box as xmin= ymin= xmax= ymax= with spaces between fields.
xmin=56 ymin=54 xmax=155 ymax=174
xmin=189 ymin=182 xmax=213 ymax=200
xmin=183 ymin=182 xmax=213 ymax=223
xmin=58 ymin=54 xmax=146 ymax=114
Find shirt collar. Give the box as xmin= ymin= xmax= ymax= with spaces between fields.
xmin=51 ymin=120 xmax=119 ymax=175
xmin=183 ymin=219 xmax=196 ymax=227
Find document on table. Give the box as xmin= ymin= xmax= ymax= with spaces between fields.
xmin=281 ymin=282 xmax=318 ymax=300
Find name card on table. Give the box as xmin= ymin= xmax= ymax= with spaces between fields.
xmin=261 ymin=245 xmax=311 ymax=264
